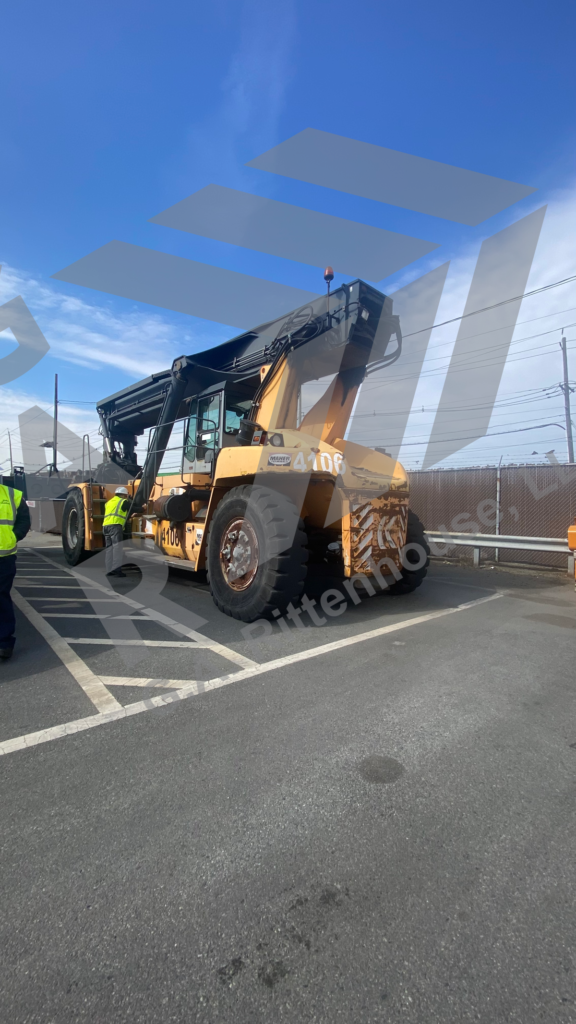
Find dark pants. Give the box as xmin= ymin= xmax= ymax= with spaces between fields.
xmin=103 ymin=524 xmax=124 ymax=573
xmin=0 ymin=554 xmax=17 ymax=651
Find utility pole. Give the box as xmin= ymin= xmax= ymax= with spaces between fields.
xmin=51 ymin=373 xmax=59 ymax=474
xmin=560 ymin=335 xmax=574 ymax=463
xmin=495 ymin=453 xmax=503 ymax=564
xmin=7 ymin=430 xmax=13 ymax=473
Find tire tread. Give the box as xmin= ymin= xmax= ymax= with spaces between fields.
xmin=206 ymin=485 xmax=308 ymax=621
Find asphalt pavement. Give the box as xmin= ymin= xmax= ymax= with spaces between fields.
xmin=1 ymin=545 xmax=575 ymax=1023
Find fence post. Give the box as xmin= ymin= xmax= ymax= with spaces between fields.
xmin=495 ymin=459 xmax=502 ymax=563
xmin=473 ymin=547 xmax=480 ymax=568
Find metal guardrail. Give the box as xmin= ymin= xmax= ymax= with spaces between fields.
xmin=425 ymin=530 xmax=574 ymax=573
xmin=426 ymin=531 xmax=569 ymax=552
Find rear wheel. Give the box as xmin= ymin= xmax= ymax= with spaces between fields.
xmin=387 ymin=510 xmax=429 ymax=595
xmin=62 ymin=489 xmax=90 ymax=565
xmin=206 ymin=485 xmax=308 ymax=621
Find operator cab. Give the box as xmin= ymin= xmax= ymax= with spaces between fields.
xmin=182 ymin=381 xmax=254 ymax=475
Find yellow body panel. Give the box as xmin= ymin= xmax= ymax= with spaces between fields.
xmin=122 ymin=429 xmax=409 ymax=576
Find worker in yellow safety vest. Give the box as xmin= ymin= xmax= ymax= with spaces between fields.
xmin=103 ymin=486 xmax=129 ymax=578
xmin=0 ymin=481 xmax=31 ymax=660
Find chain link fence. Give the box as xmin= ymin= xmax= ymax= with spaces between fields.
xmin=409 ymin=465 xmax=576 ymax=568
xmin=15 ymin=462 xmax=576 ymax=569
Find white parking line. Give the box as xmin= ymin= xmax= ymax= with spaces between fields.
xmin=15 ymin=573 xmax=75 ymax=578
xmin=134 ymin=608 xmax=258 ymax=668
xmin=11 ymin=591 xmax=122 ymax=715
xmin=431 ymin=577 xmax=497 ymax=591
xmin=63 ymin=638 xmax=214 ymax=648
xmin=40 ymin=613 xmax=151 ymax=619
xmin=27 ymin=598 xmax=124 ymax=603
xmin=15 ymin=584 xmax=83 ymax=589
xmin=1 ymin=592 xmax=503 ymax=757
xmin=32 ymin=552 xmax=258 ymax=671
xmin=38 ymin=613 xmax=111 ymax=619
xmin=101 ymin=676 xmax=187 ymax=688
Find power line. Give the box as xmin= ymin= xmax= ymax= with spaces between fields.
xmin=392 ymin=322 xmax=576 ymax=374
xmin=396 ymin=317 xmax=576 ymax=369
xmin=357 ymin=420 xmax=566 ymax=448
xmin=401 ymin=435 xmax=568 ymax=455
xmin=352 ymin=389 xmax=568 ymax=419
xmin=363 ymin=332 xmax=576 ymax=392
xmin=362 ymin=337 xmax=576 ymax=392
xmin=402 ymin=273 xmax=576 ymax=341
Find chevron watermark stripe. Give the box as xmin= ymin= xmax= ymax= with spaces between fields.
xmin=52 ymin=241 xmax=319 ymax=329
xmin=423 ymin=206 xmax=547 ymax=468
xmin=246 ymin=128 xmax=537 ymax=226
xmin=347 ymin=261 xmax=450 ymax=460
xmin=150 ymin=183 xmax=439 ymax=281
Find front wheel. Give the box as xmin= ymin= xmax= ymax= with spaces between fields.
xmin=62 ymin=489 xmax=90 ymax=565
xmin=206 ymin=485 xmax=308 ymax=621
xmin=387 ymin=510 xmax=430 ymax=595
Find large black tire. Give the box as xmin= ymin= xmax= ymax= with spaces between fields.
xmin=206 ymin=485 xmax=308 ymax=621
xmin=387 ymin=509 xmax=430 ymax=595
xmin=62 ymin=489 xmax=90 ymax=565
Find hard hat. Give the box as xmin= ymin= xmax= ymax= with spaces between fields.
xmin=115 ymin=486 xmax=129 ymax=495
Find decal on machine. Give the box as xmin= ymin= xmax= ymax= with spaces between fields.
xmin=268 ymin=453 xmax=291 ymax=467
xmin=195 ymin=529 xmax=203 ymax=544
xmin=293 ymin=451 xmax=345 ymax=474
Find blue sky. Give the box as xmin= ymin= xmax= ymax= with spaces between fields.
xmin=1 ymin=0 xmax=575 ymax=467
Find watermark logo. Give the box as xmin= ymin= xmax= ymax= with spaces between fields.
xmin=50 ymin=129 xmax=543 ymax=468
xmin=0 ymin=285 xmax=50 ymax=385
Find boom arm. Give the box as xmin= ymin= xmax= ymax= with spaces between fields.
xmin=252 ymin=283 xmax=401 ymax=439
xmin=94 ymin=278 xmax=401 ymax=514
xmin=129 ymin=357 xmax=190 ymax=514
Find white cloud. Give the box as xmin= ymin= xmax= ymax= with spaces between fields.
xmin=0 ymin=261 xmax=225 ymax=378
xmin=393 ymin=183 xmax=576 ymax=467
xmin=0 ymin=260 xmax=235 ymax=474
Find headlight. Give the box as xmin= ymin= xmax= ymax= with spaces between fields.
xmin=269 ymin=433 xmax=284 ymax=447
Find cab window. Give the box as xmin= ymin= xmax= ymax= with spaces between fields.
xmin=197 ymin=393 xmax=221 ymax=452
xmin=183 ymin=394 xmax=221 ymax=464
xmin=184 ymin=399 xmax=198 ymax=462
xmin=224 ymin=396 xmax=252 ymax=435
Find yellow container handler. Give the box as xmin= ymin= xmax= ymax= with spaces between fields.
xmin=61 ymin=278 xmax=429 ymax=621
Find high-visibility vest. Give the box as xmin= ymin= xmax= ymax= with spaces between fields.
xmin=0 ymin=485 xmax=23 ymax=557
xmin=103 ymin=496 xmax=129 ymax=527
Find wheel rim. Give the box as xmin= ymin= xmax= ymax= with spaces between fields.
xmin=67 ymin=508 xmax=79 ymax=548
xmin=219 ymin=517 xmax=259 ymax=591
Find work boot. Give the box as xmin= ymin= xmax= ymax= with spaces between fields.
xmin=0 ymin=648 xmax=13 ymax=660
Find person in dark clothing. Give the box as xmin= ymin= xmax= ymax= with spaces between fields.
xmin=0 ymin=486 xmax=31 ymax=660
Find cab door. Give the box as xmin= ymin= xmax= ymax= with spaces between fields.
xmin=183 ymin=393 xmax=222 ymax=474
